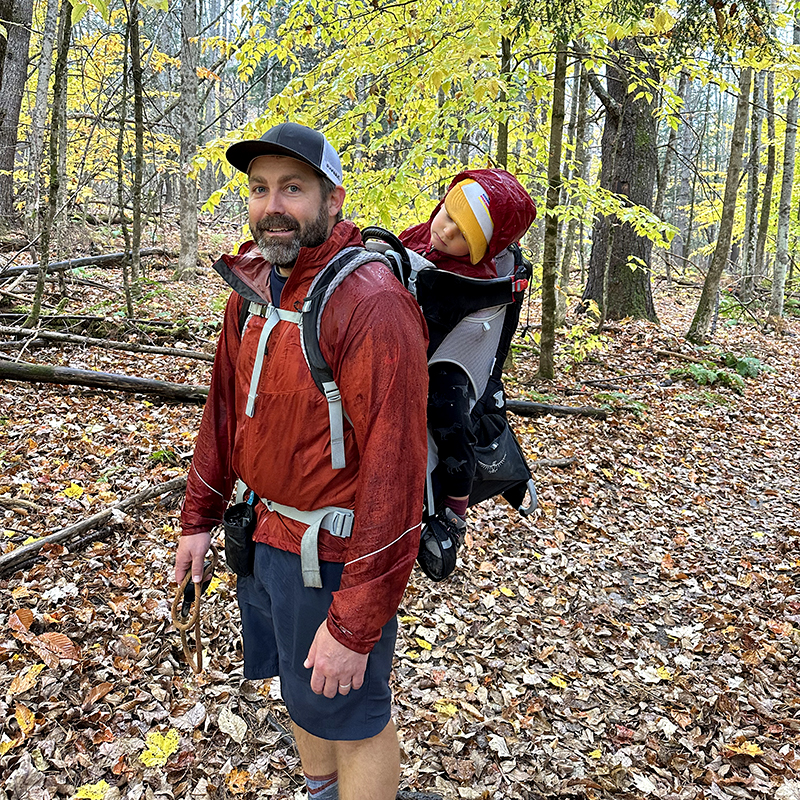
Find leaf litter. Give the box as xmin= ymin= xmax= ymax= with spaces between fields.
xmin=0 ymin=262 xmax=799 ymax=799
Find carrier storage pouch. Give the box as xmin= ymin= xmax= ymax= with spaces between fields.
xmin=223 ymin=502 xmax=257 ymax=576
xmin=469 ymin=413 xmax=535 ymax=508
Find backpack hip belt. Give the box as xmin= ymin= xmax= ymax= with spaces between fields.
xmin=263 ymin=498 xmax=354 ymax=588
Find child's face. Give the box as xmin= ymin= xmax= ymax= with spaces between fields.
xmin=430 ymin=206 xmax=470 ymax=258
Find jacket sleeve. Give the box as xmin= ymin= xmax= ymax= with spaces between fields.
xmin=180 ymin=293 xmax=242 ymax=536
xmin=320 ymin=273 xmax=429 ymax=653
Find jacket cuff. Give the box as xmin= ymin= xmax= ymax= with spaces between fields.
xmin=326 ymin=614 xmax=374 ymax=655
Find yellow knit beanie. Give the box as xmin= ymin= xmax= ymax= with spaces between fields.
xmin=443 ymin=179 xmax=494 ymax=264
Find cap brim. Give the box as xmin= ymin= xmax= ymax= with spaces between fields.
xmin=226 ymin=140 xmax=324 ymax=177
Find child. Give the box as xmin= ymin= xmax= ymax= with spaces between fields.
xmin=399 ymin=169 xmax=536 ymax=570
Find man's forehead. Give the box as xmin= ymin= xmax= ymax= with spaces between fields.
xmin=248 ymin=155 xmax=318 ymax=182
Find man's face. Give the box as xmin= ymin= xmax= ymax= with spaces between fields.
xmin=429 ymin=205 xmax=470 ymax=258
xmin=248 ymin=156 xmax=341 ymax=267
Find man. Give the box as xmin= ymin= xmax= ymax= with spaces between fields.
xmin=175 ymin=122 xmax=429 ymax=799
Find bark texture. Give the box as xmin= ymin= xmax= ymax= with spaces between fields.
xmin=0 ymin=0 xmax=34 ymax=224
xmin=687 ymin=68 xmax=753 ymax=344
xmin=582 ymin=39 xmax=658 ymax=322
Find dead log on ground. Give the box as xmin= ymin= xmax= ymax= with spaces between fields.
xmin=532 ymin=456 xmax=578 ymax=469
xmin=0 ymin=325 xmax=214 ymax=362
xmin=0 ymin=476 xmax=187 ymax=575
xmin=0 ymin=359 xmax=209 ymax=403
xmin=1 ymin=248 xmax=170 ymax=278
xmin=506 ymin=399 xmax=607 ymax=420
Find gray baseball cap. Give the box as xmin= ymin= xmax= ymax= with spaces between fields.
xmin=226 ymin=122 xmax=343 ymax=186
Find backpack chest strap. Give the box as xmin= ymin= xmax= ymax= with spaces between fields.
xmin=264 ymin=498 xmax=354 ymax=588
xmin=244 ymin=303 xmax=302 ymax=417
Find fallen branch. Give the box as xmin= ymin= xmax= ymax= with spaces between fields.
xmin=532 ymin=456 xmax=578 ymax=469
xmin=506 ymin=399 xmax=608 ymax=420
xmin=0 ymin=325 xmax=214 ymax=362
xmin=580 ymin=372 xmax=664 ymax=386
xmin=0 ymin=359 xmax=209 ymax=403
xmin=0 ymin=476 xmax=187 ymax=574
xmin=654 ymin=349 xmax=709 ymax=365
xmin=0 ymin=248 xmax=170 ymax=278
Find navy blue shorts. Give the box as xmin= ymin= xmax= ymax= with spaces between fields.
xmin=236 ymin=543 xmax=397 ymax=741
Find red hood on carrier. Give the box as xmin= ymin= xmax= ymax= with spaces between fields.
xmin=399 ymin=168 xmax=537 ymax=279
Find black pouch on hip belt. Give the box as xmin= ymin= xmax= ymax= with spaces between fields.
xmin=223 ymin=494 xmax=257 ymax=577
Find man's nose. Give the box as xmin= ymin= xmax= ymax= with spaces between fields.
xmin=263 ymin=191 xmax=284 ymax=215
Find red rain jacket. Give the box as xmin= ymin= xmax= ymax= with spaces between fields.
xmin=181 ymin=221 xmax=429 ymax=654
xmin=399 ymin=168 xmax=537 ymax=278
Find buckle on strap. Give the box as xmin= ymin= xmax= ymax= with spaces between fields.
xmin=264 ymin=500 xmax=354 ymax=587
xmin=322 ymin=380 xmax=346 ymax=471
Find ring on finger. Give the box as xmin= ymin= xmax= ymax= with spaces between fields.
xmin=339 ymin=683 xmax=351 ymax=690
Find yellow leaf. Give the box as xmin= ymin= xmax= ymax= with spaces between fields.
xmin=74 ymin=780 xmax=111 ymax=799
xmin=64 ymin=483 xmax=84 ymax=499
xmin=140 ymin=728 xmax=179 ymax=767
xmin=404 ymin=650 xmax=420 ymax=659
xmin=0 ymin=737 xmax=20 ymax=755
xmin=15 ymin=703 xmax=35 ymax=735
xmin=9 ymin=663 xmax=46 ymax=695
xmin=589 ymin=749 xmax=602 ymax=759
xmin=434 ymin=700 xmax=458 ymax=716
xmin=726 ymin=740 xmax=763 ymax=756
xmin=656 ymin=666 xmax=673 ymax=680
xmin=549 ymin=674 xmax=568 ymax=688
xmin=415 ymin=638 xmax=432 ymax=650
xmin=430 ymin=69 xmax=443 ymax=91
xmin=499 ymin=586 xmax=515 ymax=597
xmin=399 ymin=615 xmax=420 ymax=624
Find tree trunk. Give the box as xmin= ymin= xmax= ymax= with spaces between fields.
xmin=496 ymin=35 xmax=511 ymax=168
xmin=2 ymin=248 xmax=168 ymax=277
xmin=24 ymin=0 xmax=59 ymax=243
xmin=556 ymin=57 xmax=590 ymax=327
xmin=176 ymin=0 xmax=199 ymax=282
xmin=0 ymin=359 xmax=210 ymax=403
xmin=130 ymin=0 xmax=145 ymax=285
xmin=116 ymin=19 xmax=135 ymax=317
xmin=687 ymin=68 xmax=752 ymax=344
xmin=582 ymin=39 xmax=658 ymax=322
xmin=771 ymin=20 xmax=800 ymax=319
xmin=0 ymin=0 xmax=34 ymax=225
xmin=741 ymin=70 xmax=764 ymax=301
xmin=26 ymin=0 xmax=71 ymax=328
xmin=538 ymin=46 xmax=567 ymax=380
xmin=755 ymin=71 xmax=775 ymax=281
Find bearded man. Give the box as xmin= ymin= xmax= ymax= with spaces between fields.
xmin=175 ymin=122 xmax=429 ymax=799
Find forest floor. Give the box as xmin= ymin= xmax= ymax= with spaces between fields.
xmin=0 ymin=226 xmax=799 ymax=800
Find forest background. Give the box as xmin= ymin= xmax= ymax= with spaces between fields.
xmin=1 ymin=0 xmax=800 ymax=799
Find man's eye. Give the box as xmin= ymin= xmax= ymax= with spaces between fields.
xmin=286 ymin=185 xmax=300 ymax=193
xmin=251 ymin=186 xmax=265 ymax=194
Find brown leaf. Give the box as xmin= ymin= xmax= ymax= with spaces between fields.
xmin=9 ymin=608 xmax=34 ymax=633
xmin=35 ymin=631 xmax=80 ymax=663
xmin=84 ymin=681 xmax=114 ymax=708
xmin=8 ymin=664 xmax=46 ymax=695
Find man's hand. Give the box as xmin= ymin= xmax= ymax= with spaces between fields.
xmin=174 ymin=532 xmax=212 ymax=585
xmin=304 ymin=621 xmax=368 ymax=699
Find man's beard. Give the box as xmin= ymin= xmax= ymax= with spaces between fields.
xmin=252 ymin=202 xmax=329 ymax=267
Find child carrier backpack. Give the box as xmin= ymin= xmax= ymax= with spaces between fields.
xmin=234 ymin=228 xmax=537 ymax=583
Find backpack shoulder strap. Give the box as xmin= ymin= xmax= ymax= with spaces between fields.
xmin=299 ymin=246 xmax=393 ymax=470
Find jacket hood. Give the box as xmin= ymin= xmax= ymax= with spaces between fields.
xmin=400 ymin=169 xmax=536 ymax=277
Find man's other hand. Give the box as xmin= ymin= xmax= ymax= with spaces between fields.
xmin=174 ymin=532 xmax=212 ymax=585
xmin=304 ymin=621 xmax=368 ymax=699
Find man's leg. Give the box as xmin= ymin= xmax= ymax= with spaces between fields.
xmin=293 ymin=720 xmax=400 ymax=800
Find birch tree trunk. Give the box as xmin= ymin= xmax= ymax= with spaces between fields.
xmin=176 ymin=0 xmax=199 ymax=282
xmin=770 ymin=20 xmax=800 ymax=320
xmin=130 ymin=0 xmax=144 ymax=285
xmin=741 ymin=70 xmax=763 ymax=302
xmin=0 ymin=0 xmax=34 ymax=226
xmin=687 ymin=68 xmax=752 ymax=344
xmin=755 ymin=71 xmax=775 ymax=281
xmin=538 ymin=46 xmax=567 ymax=380
xmin=24 ymin=0 xmax=59 ymax=243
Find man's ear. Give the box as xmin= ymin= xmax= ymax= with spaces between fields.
xmin=328 ymin=185 xmax=346 ymax=218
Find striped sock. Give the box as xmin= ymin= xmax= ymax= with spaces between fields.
xmin=305 ymin=771 xmax=339 ymax=799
